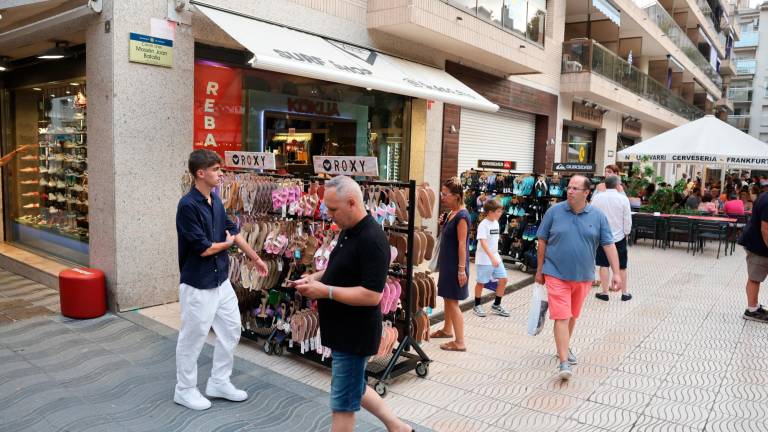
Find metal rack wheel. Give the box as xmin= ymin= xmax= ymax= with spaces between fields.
xmin=273 ymin=342 xmax=284 ymax=356
xmin=263 ymin=342 xmax=273 ymax=355
xmin=415 ymin=362 xmax=429 ymax=378
xmin=373 ymin=381 xmax=388 ymax=397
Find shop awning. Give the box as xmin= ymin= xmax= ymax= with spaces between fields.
xmin=593 ymin=0 xmax=620 ymax=26
xmin=617 ymin=115 xmax=768 ymax=169
xmin=194 ymin=4 xmax=499 ymax=112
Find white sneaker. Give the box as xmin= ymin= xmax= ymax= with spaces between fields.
xmin=206 ymin=379 xmax=248 ymax=402
xmin=174 ymin=388 xmax=211 ymax=410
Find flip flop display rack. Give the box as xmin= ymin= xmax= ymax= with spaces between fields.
xmin=460 ymin=170 xmax=568 ymax=273
xmin=192 ymin=171 xmax=434 ymax=397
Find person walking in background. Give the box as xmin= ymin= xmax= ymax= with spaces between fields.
xmin=292 ymin=175 xmax=412 ymax=432
xmin=473 ymin=199 xmax=509 ymax=318
xmin=430 ymin=177 xmax=470 ymax=352
xmin=737 ymin=191 xmax=768 ymax=323
xmin=175 ymin=149 xmax=268 ymax=410
xmin=593 ymin=164 xmax=624 ymax=195
xmin=536 ymin=175 xmax=623 ymax=380
xmin=591 ymin=175 xmax=632 ymax=302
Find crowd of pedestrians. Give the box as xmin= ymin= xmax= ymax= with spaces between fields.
xmin=174 ymin=150 xmax=767 ymax=430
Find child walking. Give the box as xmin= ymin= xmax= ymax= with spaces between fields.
xmin=473 ymin=199 xmax=509 ymax=317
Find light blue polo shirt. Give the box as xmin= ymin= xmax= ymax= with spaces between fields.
xmin=537 ymin=201 xmax=614 ymax=281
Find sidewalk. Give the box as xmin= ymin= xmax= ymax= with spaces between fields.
xmin=0 ymin=313 xmax=390 ymax=432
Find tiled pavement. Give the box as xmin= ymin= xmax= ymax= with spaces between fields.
xmin=0 ymin=314 xmax=390 ymax=432
xmin=4 ymin=242 xmax=768 ymax=431
xmin=0 ymin=269 xmax=59 ymax=324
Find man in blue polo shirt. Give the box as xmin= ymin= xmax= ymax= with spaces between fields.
xmin=174 ymin=149 xmax=268 ymax=410
xmin=536 ymin=175 xmax=623 ymax=380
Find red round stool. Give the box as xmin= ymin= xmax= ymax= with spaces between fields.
xmin=59 ymin=268 xmax=106 ymax=319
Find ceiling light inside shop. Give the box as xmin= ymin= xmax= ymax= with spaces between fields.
xmin=69 ymin=82 xmax=80 ymax=86
xmin=38 ymin=41 xmax=73 ymax=60
xmin=0 ymin=56 xmax=10 ymax=71
xmin=32 ymin=88 xmax=42 ymax=91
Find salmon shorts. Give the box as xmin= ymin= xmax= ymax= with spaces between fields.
xmin=544 ymin=275 xmax=592 ymax=320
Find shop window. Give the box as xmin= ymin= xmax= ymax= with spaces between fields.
xmin=563 ymin=126 xmax=595 ymax=164
xmin=228 ymin=65 xmax=409 ymax=181
xmin=3 ymin=81 xmax=88 ymax=265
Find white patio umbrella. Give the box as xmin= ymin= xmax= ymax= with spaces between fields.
xmin=617 ymin=115 xmax=768 ymax=170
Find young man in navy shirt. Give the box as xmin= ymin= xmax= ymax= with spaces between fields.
xmin=174 ymin=149 xmax=267 ymax=410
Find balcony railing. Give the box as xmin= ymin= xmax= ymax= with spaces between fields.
xmin=735 ymin=59 xmax=757 ymax=75
xmin=727 ymin=115 xmax=750 ymax=130
xmin=735 ymin=32 xmax=759 ymax=48
xmin=562 ymin=39 xmax=705 ymax=121
xmin=633 ymin=1 xmax=723 ymax=88
xmin=443 ymin=0 xmax=547 ymax=45
xmin=695 ymin=0 xmax=727 ymax=48
xmin=727 ymin=87 xmax=753 ymax=102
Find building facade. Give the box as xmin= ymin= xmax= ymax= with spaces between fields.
xmin=730 ymin=1 xmax=768 ymax=143
xmin=0 ymin=0 xmax=737 ymax=310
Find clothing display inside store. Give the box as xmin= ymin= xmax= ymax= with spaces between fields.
xmin=6 ymin=81 xmax=89 ymax=264
xmin=461 ymin=170 xmax=568 ymax=273
xmin=180 ymin=171 xmax=435 ymax=395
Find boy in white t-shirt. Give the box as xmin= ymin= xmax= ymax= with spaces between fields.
xmin=473 ymin=199 xmax=509 ymax=317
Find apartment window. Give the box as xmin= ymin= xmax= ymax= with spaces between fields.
xmin=445 ymin=0 xmax=546 ymax=45
xmin=760 ymin=133 xmax=768 ymax=142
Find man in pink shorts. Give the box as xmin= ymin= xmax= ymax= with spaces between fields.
xmin=535 ymin=175 xmax=623 ymax=380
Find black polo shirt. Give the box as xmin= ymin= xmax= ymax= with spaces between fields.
xmin=176 ymin=187 xmax=239 ymax=289
xmin=319 ymin=214 xmax=390 ymax=357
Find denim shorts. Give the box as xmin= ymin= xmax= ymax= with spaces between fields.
xmin=330 ymin=350 xmax=369 ymax=412
xmin=476 ymin=262 xmax=507 ymax=284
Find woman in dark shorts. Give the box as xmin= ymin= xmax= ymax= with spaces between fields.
xmin=430 ymin=177 xmax=470 ymax=352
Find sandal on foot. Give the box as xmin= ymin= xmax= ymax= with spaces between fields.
xmin=430 ymin=329 xmax=453 ymax=338
xmin=440 ymin=342 xmax=466 ymax=352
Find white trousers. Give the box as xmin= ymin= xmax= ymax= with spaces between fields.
xmin=175 ymin=279 xmax=241 ymax=391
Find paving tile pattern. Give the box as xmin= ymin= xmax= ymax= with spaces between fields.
xmin=0 ymin=315 xmax=387 ymax=432
xmin=0 ymin=268 xmax=59 ymax=322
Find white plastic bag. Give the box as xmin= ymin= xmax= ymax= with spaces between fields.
xmin=427 ymin=236 xmax=441 ymax=273
xmin=527 ymin=284 xmax=548 ymax=336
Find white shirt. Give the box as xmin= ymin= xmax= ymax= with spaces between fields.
xmin=590 ymin=189 xmax=632 ymax=242
xmin=475 ymin=219 xmax=501 ymax=265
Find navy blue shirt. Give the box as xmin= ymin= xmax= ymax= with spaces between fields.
xmin=739 ymin=192 xmax=768 ymax=257
xmin=176 ymin=187 xmax=239 ymax=289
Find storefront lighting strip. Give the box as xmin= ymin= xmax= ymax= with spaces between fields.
xmin=0 ymin=3 xmax=99 ymax=51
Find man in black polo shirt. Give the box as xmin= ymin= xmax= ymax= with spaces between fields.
xmin=738 ymin=191 xmax=768 ymax=322
xmin=293 ymin=176 xmax=411 ymax=432
xmin=175 ymin=150 xmax=267 ymax=410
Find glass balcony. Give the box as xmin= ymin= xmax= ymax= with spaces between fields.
xmin=561 ymin=39 xmax=705 ymax=121
xmin=735 ymin=59 xmax=757 ymax=75
xmin=443 ymin=0 xmax=547 ymax=45
xmin=632 ymin=1 xmax=722 ymax=88
xmin=727 ymin=115 xmax=750 ymax=130
xmin=735 ymin=32 xmax=759 ymax=48
xmin=727 ymin=88 xmax=753 ymax=102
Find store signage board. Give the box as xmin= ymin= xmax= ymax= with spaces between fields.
xmin=622 ymin=118 xmax=642 ymax=138
xmin=225 ymin=151 xmax=276 ymax=170
xmin=129 ymin=33 xmax=173 ymax=68
xmin=553 ymin=162 xmax=596 ymax=172
xmin=618 ymin=153 xmax=768 ymax=168
xmin=313 ymin=156 xmax=379 ymax=177
xmin=478 ymin=160 xmax=517 ymax=170
xmin=193 ymin=63 xmax=243 ymax=159
xmin=572 ymin=103 xmax=603 ymax=128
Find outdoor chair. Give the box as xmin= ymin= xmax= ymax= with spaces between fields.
xmin=694 ymin=220 xmax=729 ymax=259
xmin=726 ymin=214 xmax=749 ymax=255
xmin=664 ymin=217 xmax=695 ymax=254
xmin=630 ymin=214 xmax=662 ymax=248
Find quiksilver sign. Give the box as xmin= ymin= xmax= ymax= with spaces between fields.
xmin=225 ymin=151 xmax=276 ymax=170
xmin=553 ymin=162 xmax=596 ymax=172
xmin=313 ymin=156 xmax=379 ymax=177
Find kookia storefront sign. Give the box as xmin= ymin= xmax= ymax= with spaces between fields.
xmin=225 ymin=151 xmax=276 ymax=170
xmin=553 ymin=162 xmax=596 ymax=172
xmin=313 ymin=156 xmax=379 ymax=176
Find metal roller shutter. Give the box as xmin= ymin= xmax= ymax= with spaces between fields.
xmin=457 ymin=108 xmax=536 ymax=174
